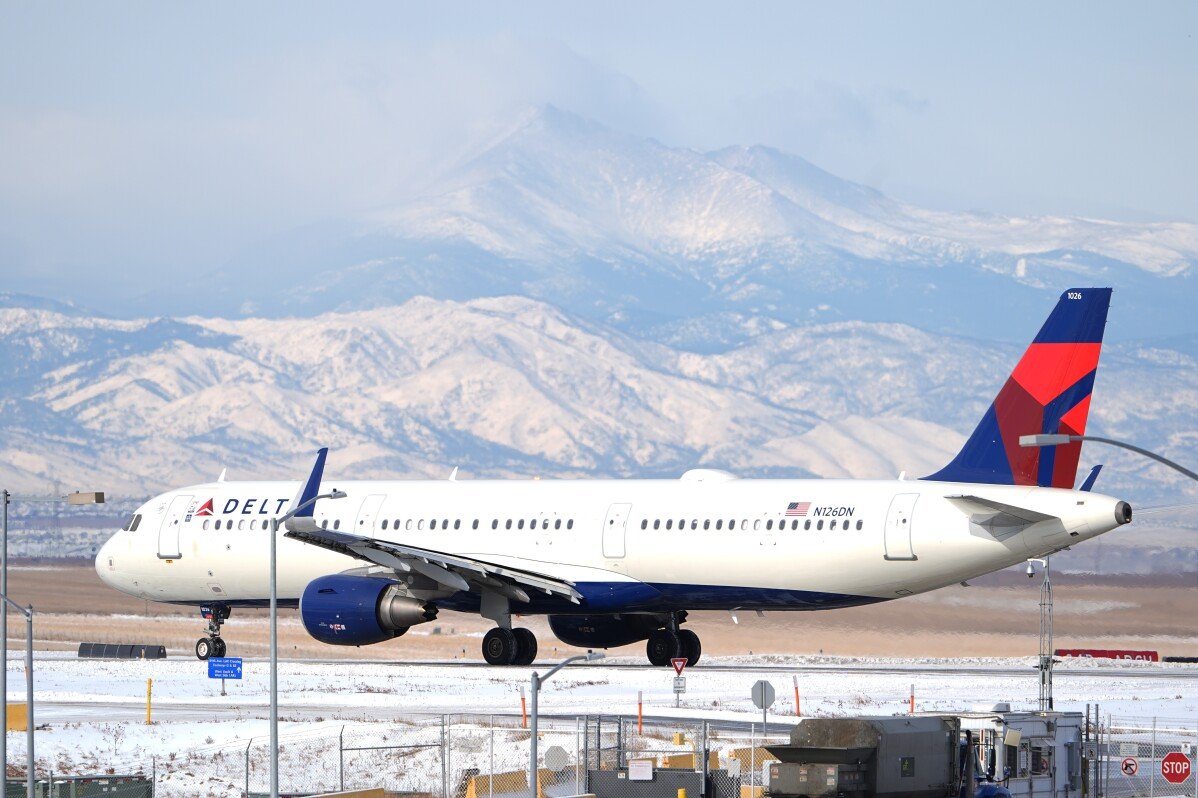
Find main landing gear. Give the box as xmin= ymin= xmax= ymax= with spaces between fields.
xmin=646 ymin=612 xmax=701 ymax=667
xmin=195 ymin=604 xmax=229 ymax=660
xmin=482 ymin=627 xmax=538 ymax=666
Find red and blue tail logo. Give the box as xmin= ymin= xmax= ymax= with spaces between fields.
xmin=925 ymin=288 xmax=1111 ymax=488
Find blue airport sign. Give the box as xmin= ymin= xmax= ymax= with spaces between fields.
xmin=207 ymin=657 xmax=243 ymax=680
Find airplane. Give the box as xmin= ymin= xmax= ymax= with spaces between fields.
xmin=96 ymin=287 xmax=1131 ymax=666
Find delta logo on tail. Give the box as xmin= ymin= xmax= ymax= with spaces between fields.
xmin=926 ymin=287 xmax=1111 ymax=489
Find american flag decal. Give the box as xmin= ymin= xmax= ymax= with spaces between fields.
xmin=786 ymin=502 xmax=811 ymax=516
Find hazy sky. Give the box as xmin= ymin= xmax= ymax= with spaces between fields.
xmin=2 ymin=2 xmax=1196 ymax=309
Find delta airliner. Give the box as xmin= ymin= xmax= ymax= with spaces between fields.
xmin=95 ymin=288 xmax=1131 ymax=665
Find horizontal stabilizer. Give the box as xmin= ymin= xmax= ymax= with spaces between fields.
xmin=946 ymin=494 xmax=1057 ymax=539
xmin=285 ymin=528 xmax=582 ymax=603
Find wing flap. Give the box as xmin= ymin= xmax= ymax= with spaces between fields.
xmin=285 ymin=528 xmax=582 ymax=603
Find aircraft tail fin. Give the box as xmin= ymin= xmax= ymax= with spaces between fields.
xmin=924 ymin=288 xmax=1112 ymax=488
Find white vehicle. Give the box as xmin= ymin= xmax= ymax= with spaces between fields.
xmin=96 ymin=288 xmax=1131 ymax=666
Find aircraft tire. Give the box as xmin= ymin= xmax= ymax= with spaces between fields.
xmin=678 ymin=629 xmax=701 ymax=666
xmin=512 ymin=628 xmax=538 ymax=665
xmin=213 ymin=638 xmax=227 ymax=658
xmin=646 ymin=629 xmax=682 ymax=667
xmin=195 ymin=637 xmax=213 ymax=660
xmin=482 ymin=627 xmax=519 ymax=666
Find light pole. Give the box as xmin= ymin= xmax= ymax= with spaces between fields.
xmin=1019 ymin=434 xmax=1198 ymax=483
xmin=269 ymin=489 xmax=345 ymax=798
xmin=2 ymin=489 xmax=103 ymax=788
xmin=529 ymin=652 xmax=605 ymax=798
xmin=0 ymin=595 xmax=33 ymax=798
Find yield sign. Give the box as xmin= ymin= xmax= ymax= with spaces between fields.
xmin=671 ymin=658 xmax=687 ymax=675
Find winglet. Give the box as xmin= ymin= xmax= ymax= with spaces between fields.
xmin=1079 ymin=464 xmax=1103 ymax=492
xmin=287 ymin=447 xmax=329 ymax=519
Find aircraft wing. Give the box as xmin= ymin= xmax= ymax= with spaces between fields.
xmin=945 ymin=494 xmax=1057 ymax=539
xmin=284 ymin=528 xmax=582 ymax=605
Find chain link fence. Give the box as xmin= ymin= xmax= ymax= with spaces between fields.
xmin=1087 ymin=712 xmax=1198 ymax=798
xmin=20 ymin=711 xmax=1195 ymax=797
xmin=75 ymin=714 xmax=788 ymax=798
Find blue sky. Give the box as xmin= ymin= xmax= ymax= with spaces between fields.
xmin=2 ymin=1 xmax=1195 ymax=307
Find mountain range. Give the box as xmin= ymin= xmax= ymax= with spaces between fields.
xmin=3 ymin=105 xmax=1195 ymax=574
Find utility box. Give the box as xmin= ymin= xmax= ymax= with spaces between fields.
xmin=765 ymin=716 xmax=960 ymax=798
xmin=954 ymin=709 xmax=1083 ymax=798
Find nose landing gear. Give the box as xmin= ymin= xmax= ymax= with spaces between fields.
xmin=195 ymin=604 xmax=229 ymax=660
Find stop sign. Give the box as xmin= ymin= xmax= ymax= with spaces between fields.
xmin=1161 ymin=751 xmax=1192 ymax=784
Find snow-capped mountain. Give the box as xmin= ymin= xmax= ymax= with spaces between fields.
xmin=144 ymin=105 xmax=1198 ymax=346
xmin=3 ymin=296 xmax=1195 ymax=506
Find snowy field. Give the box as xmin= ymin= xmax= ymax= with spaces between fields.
xmin=3 ymin=652 xmax=1195 ymax=795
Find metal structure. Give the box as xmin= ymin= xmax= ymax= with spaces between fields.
xmin=1 ymin=489 xmax=103 ymax=792
xmin=268 ymin=488 xmax=346 ymax=798
xmin=1035 ymin=557 xmax=1053 ymax=711
xmin=529 ymin=652 xmax=604 ymax=797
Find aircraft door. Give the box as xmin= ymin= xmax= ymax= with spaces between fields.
xmin=602 ymin=503 xmax=632 ymax=559
xmin=156 ymin=494 xmax=193 ymax=559
xmin=883 ymin=493 xmax=919 ymax=561
xmin=354 ymin=494 xmax=386 ymax=533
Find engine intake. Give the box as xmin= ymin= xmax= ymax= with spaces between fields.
xmin=300 ymin=574 xmax=437 ymax=646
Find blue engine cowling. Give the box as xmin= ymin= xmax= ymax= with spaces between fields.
xmin=300 ymin=574 xmax=437 ymax=646
xmin=548 ymin=614 xmax=666 ymax=649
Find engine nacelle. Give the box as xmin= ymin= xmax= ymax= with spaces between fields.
xmin=300 ymin=574 xmax=438 ymax=646
xmin=548 ymin=614 xmax=664 ymax=649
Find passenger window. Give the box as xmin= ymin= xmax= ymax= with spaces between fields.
xmin=690 ymin=520 xmax=697 ymax=530
xmin=542 ymin=519 xmax=549 ymax=530
xmin=382 ymin=519 xmax=389 ymax=530
xmin=492 ymin=520 xmax=498 ymax=530
xmin=804 ymin=520 xmax=811 ymax=530
xmin=856 ymin=520 xmax=863 ymax=530
xmin=666 ymin=519 xmax=673 ymax=530
xmin=250 ymin=520 xmax=257 ymax=530
xmin=454 ymin=519 xmax=461 ymax=530
xmin=740 ymin=520 xmax=748 ymax=531
xmin=754 ymin=520 xmax=761 ymax=531
xmin=728 ymin=519 xmax=735 ymax=529
xmin=715 ymin=520 xmax=723 ymax=530
xmin=418 ymin=520 xmax=425 ymax=530
xmin=817 ymin=520 xmax=823 ymax=530
xmin=505 ymin=519 xmax=512 ymax=529
xmin=703 ymin=519 xmax=710 ymax=530
xmin=641 ymin=519 xmax=647 ymax=530
xmin=653 ymin=519 xmax=660 ymax=530
xmin=843 ymin=520 xmax=850 ymax=530
xmin=529 ymin=518 xmax=536 ymax=528
xmin=555 ymin=519 xmax=561 ymax=530
xmin=334 ymin=519 xmax=341 ymax=530
xmin=442 ymin=519 xmax=449 ymax=530
xmin=567 ymin=520 xmax=573 ymax=530
xmin=678 ymin=519 xmax=684 ymax=529
xmin=518 ymin=519 xmax=525 ymax=530
xmin=472 ymin=520 xmax=479 ymax=530
xmin=406 ymin=519 xmax=413 ymax=530
xmin=202 ymin=520 xmax=210 ymax=530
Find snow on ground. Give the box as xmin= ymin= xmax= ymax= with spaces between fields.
xmin=4 ymin=654 xmax=1195 ymax=795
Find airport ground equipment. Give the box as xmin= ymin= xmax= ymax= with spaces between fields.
xmin=764 ymin=716 xmax=961 ymax=798
xmin=953 ymin=709 xmax=1083 ymax=798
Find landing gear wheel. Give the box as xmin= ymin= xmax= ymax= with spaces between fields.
xmin=213 ymin=637 xmax=227 ymax=658
xmin=512 ymin=628 xmax=538 ymax=665
xmin=196 ymin=637 xmax=214 ymax=660
xmin=482 ymin=627 xmax=519 ymax=666
xmin=646 ymin=629 xmax=682 ymax=667
xmin=678 ymin=629 xmax=701 ymax=666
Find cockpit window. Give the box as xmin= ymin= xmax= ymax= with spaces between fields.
xmin=123 ymin=514 xmax=142 ymax=532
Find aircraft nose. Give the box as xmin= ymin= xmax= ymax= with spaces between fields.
xmin=94 ymin=536 xmax=115 ymax=584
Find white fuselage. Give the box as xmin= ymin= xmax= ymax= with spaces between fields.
xmin=96 ymin=470 xmax=1126 ymax=613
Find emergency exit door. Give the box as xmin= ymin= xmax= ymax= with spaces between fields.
xmin=602 ymin=503 xmax=632 ymax=558
xmin=883 ymin=493 xmax=919 ymax=561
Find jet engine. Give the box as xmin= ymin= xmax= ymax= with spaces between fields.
xmin=548 ymin=613 xmax=666 ymax=649
xmin=300 ymin=574 xmax=437 ymax=646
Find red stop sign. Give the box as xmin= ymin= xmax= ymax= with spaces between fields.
xmin=1161 ymin=751 xmax=1192 ymax=784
